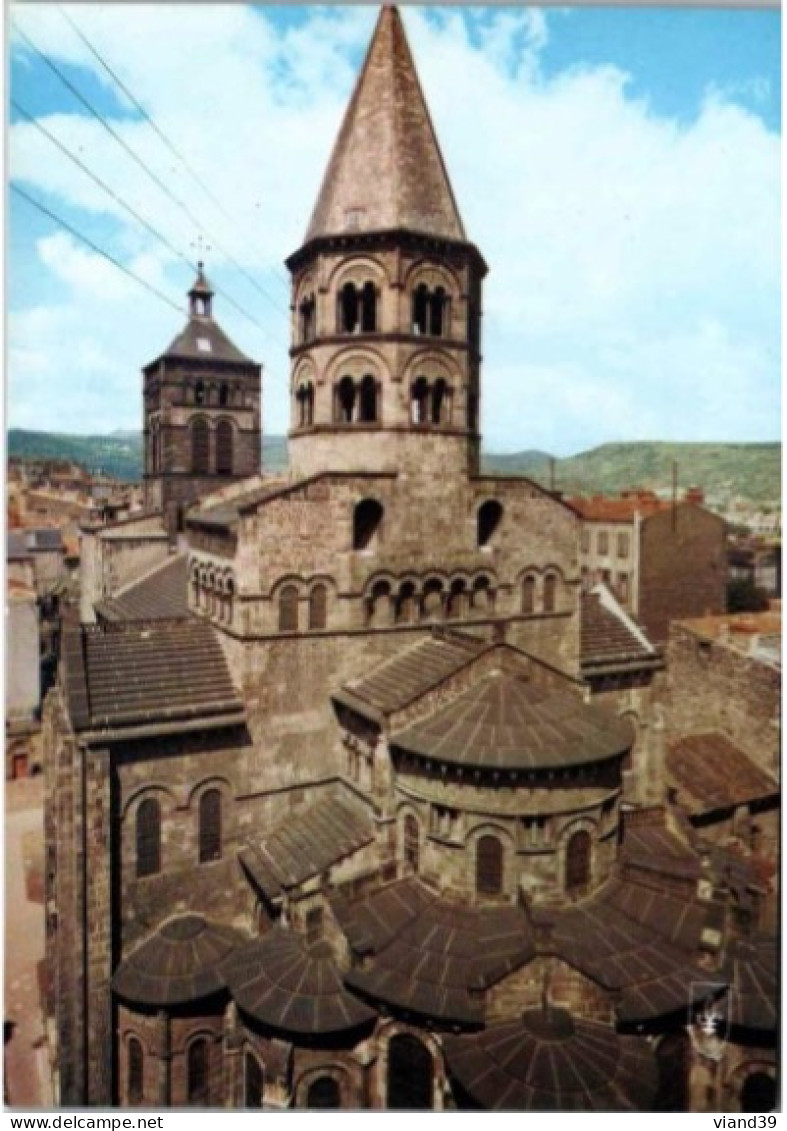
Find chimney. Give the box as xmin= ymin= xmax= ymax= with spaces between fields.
xmin=684 ymin=486 xmax=705 ymax=506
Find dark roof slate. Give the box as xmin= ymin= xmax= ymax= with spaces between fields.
xmin=222 ymin=925 xmax=375 ymax=1035
xmin=112 ymin=915 xmax=242 ymax=1006
xmin=724 ymin=935 xmax=777 ymax=1031
xmin=444 ymin=1010 xmax=658 ymax=1111
xmin=391 ymin=671 xmax=633 ymax=771
xmin=64 ymin=618 xmax=243 ymax=731
xmin=240 ymin=795 xmax=373 ymax=896
xmin=339 ymin=631 xmax=485 ymax=717
xmin=94 ymin=554 xmax=189 ymax=623
xmin=157 ymin=314 xmax=252 ymax=365
xmin=580 ymin=591 xmax=656 ymax=668
xmin=667 ymin=733 xmax=777 ymax=813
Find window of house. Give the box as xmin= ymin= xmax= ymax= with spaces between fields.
xmin=387 ymin=1035 xmax=433 ymax=1110
xmin=219 ymin=383 xmax=230 ymax=407
xmin=308 ymin=584 xmax=327 ymax=631
xmin=353 ymin=499 xmax=384 ymax=552
xmin=617 ymin=573 xmax=629 ymax=603
xmin=597 ymin=531 xmax=609 ymax=555
xmin=581 ymin=528 xmax=590 ymax=553
xmin=477 ymin=500 xmax=503 ymax=548
xmin=565 ymin=829 xmax=591 ymax=894
xmin=359 ymin=375 xmax=378 ymax=423
xmin=136 ymin=798 xmax=161 ymax=879
xmin=215 ymin=420 xmax=233 ymax=475
xmin=198 ymin=789 xmax=222 ymax=864
xmin=187 ymin=1039 xmax=209 ymax=1106
xmin=543 ymin=573 xmax=557 ymax=613
xmin=127 ymin=1037 xmax=144 ymax=1106
xmin=244 ymin=1051 xmax=264 ymax=1108
xmin=307 ymin=1076 xmax=340 ymax=1109
xmin=404 ymin=814 xmax=419 ymax=872
xmin=191 ymin=418 xmax=210 ymax=474
xmin=476 ymin=835 xmax=503 ymax=895
xmin=279 ymin=585 xmax=299 ymax=632
xmin=617 ymin=531 xmax=630 ymax=558
xmin=522 ymin=575 xmax=536 ymax=614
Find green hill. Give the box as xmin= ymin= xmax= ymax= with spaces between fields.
xmin=7 ymin=431 xmax=780 ymax=505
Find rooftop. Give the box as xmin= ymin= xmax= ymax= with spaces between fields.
xmin=580 ymin=587 xmax=658 ymax=672
xmin=667 ymin=733 xmax=777 ymax=815
xmin=94 ymin=554 xmax=189 ymax=623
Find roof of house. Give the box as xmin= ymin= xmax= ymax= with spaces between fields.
xmin=112 ymin=915 xmax=242 ymax=1006
xmin=568 ymin=494 xmax=670 ymax=522
xmin=580 ymin=588 xmax=658 ymax=670
xmin=303 ymin=6 xmax=467 ymax=246
xmin=159 ymin=313 xmax=252 ymax=365
xmin=7 ymin=528 xmax=63 ymax=559
xmin=336 ymin=631 xmax=486 ymax=718
xmin=94 ymin=554 xmax=189 ymax=623
xmin=667 ymin=733 xmax=777 ymax=814
xmin=240 ymin=794 xmax=374 ymax=897
xmin=443 ymin=1010 xmax=658 ymax=1111
xmin=62 ymin=618 xmax=244 ymax=733
xmin=222 ymin=924 xmax=376 ymax=1035
xmin=723 ymin=935 xmax=778 ymax=1031
xmin=391 ymin=670 xmax=634 ymax=772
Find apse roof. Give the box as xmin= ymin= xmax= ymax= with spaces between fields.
xmin=391 ymin=670 xmax=634 ymax=771
xmin=303 ymin=6 xmax=466 ymax=244
xmin=112 ymin=915 xmax=242 ymax=1006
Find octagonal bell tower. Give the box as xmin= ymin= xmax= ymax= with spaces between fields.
xmin=286 ymin=5 xmax=487 ymax=482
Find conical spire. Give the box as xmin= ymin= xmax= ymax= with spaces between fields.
xmin=304 ymin=6 xmax=466 ymax=243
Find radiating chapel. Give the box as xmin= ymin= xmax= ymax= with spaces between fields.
xmin=44 ymin=7 xmax=777 ymax=1112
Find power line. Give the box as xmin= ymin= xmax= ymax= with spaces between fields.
xmin=11 ymin=183 xmax=183 ymax=315
xmin=13 ymin=16 xmax=291 ymax=323
xmin=57 ymin=4 xmax=293 ymax=299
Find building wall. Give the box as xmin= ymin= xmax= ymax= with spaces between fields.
xmin=79 ymin=516 xmax=170 ymax=622
xmin=6 ymin=595 xmax=40 ymax=721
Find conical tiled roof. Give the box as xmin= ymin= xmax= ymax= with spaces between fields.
xmin=304 ymin=6 xmax=466 ymax=243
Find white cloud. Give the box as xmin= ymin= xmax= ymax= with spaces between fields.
xmin=9 ymin=5 xmax=780 ymax=454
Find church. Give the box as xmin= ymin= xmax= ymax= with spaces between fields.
xmin=43 ymin=7 xmax=777 ymax=1112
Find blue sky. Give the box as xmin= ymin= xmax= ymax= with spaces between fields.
xmin=8 ymin=4 xmax=780 ymax=454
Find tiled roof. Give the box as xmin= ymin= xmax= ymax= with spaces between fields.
xmin=222 ymin=925 xmax=375 ymax=1035
xmin=667 ymin=733 xmax=777 ymax=814
xmin=112 ymin=915 xmax=242 ymax=1006
xmin=724 ymin=935 xmax=777 ymax=1031
xmin=7 ymin=528 xmax=62 ymax=559
xmin=345 ymin=889 xmax=534 ymax=1025
xmin=62 ymin=618 xmax=244 ymax=732
xmin=444 ymin=1010 xmax=658 ymax=1111
xmin=240 ymin=795 xmax=373 ymax=897
xmin=568 ymin=495 xmax=670 ymax=522
xmin=158 ymin=314 xmax=253 ymax=365
xmin=677 ymin=611 xmax=781 ymax=642
xmin=391 ymin=671 xmax=633 ymax=771
xmin=330 ymin=875 xmax=436 ymax=956
xmin=303 ymin=7 xmax=467 ymax=244
xmin=580 ymin=590 xmax=656 ymax=668
xmin=338 ymin=631 xmax=486 ymax=717
xmin=621 ymin=823 xmax=702 ymax=883
xmin=94 ymin=554 xmax=189 ymax=623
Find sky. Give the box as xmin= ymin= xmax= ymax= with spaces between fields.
xmin=8 ymin=3 xmax=781 ymax=456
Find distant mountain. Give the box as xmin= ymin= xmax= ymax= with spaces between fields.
xmin=7 ymin=430 xmax=780 ymax=505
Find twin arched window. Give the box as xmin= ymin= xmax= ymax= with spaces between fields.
xmin=412 ymin=283 xmax=449 ymax=337
xmin=309 ymin=584 xmax=327 ymax=631
xmin=338 ymin=281 xmax=377 ymax=334
xmin=199 ymin=789 xmax=222 ymax=863
xmin=521 ymin=573 xmax=559 ymax=614
xmin=136 ymin=798 xmax=161 ymax=878
xmin=476 ymin=834 xmax=503 ymax=895
xmin=410 ymin=377 xmax=451 ymax=425
xmin=335 ymin=375 xmax=378 ymax=423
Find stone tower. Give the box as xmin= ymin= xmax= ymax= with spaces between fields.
xmin=286 ymin=6 xmax=487 ymax=482
xmin=142 ymin=264 xmax=262 ymax=534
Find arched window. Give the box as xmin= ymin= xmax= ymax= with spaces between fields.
xmin=299 ymin=294 xmax=316 ymax=342
xmin=215 ymin=420 xmax=234 ymax=475
xmin=368 ymin=580 xmax=391 ymax=627
xmin=361 ymin=281 xmax=377 ymax=332
xmin=422 ymin=578 xmax=444 ymax=621
xmin=297 ymin=383 xmax=314 ymax=428
xmin=565 ymin=829 xmax=591 ymax=894
xmin=431 ymin=378 xmax=448 ymax=424
xmin=477 ymin=500 xmax=503 ymax=547
xmin=136 ymin=798 xmax=161 ymax=879
xmin=336 ymin=376 xmax=356 ymax=423
xmin=194 ymin=380 xmax=205 ymax=406
xmin=353 ymin=499 xmax=383 ymax=552
xmin=543 ymin=573 xmax=557 ymax=613
xmin=198 ymin=789 xmax=222 ymax=864
xmin=476 ymin=835 xmax=503 ymax=895
xmin=359 ymin=374 xmax=378 ymax=423
xmin=338 ymin=282 xmax=359 ymax=334
xmin=412 ymin=284 xmax=429 ymax=336
xmin=471 ymin=576 xmax=493 ymax=612
xmin=191 ymin=418 xmax=210 ymax=474
xmin=741 ymin=1072 xmax=776 ymax=1113
xmin=308 ymin=584 xmax=327 ymax=631
xmin=244 ymin=1051 xmax=264 ymax=1107
xmin=307 ymin=1076 xmax=340 ymax=1109
xmin=404 ymin=814 xmax=419 ymax=872
xmin=394 ymin=581 xmax=416 ymax=624
xmin=411 ymin=377 xmax=429 ymax=424
xmin=279 ymin=585 xmax=299 ymax=632
xmin=127 ymin=1037 xmax=144 ymax=1105
xmin=430 ymin=286 xmax=447 ymax=336
xmin=446 ymin=579 xmax=466 ymax=619
xmin=187 ymin=1038 xmax=209 ymax=1105
xmin=219 ymin=383 xmax=229 ymax=407
xmin=522 ymin=575 xmax=536 ymax=614
xmin=387 ymin=1035 xmax=433 ymax=1110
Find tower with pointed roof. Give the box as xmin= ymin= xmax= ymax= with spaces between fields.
xmin=286 ymin=5 xmax=486 ymax=481
xmin=142 ymin=263 xmax=262 ymax=534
